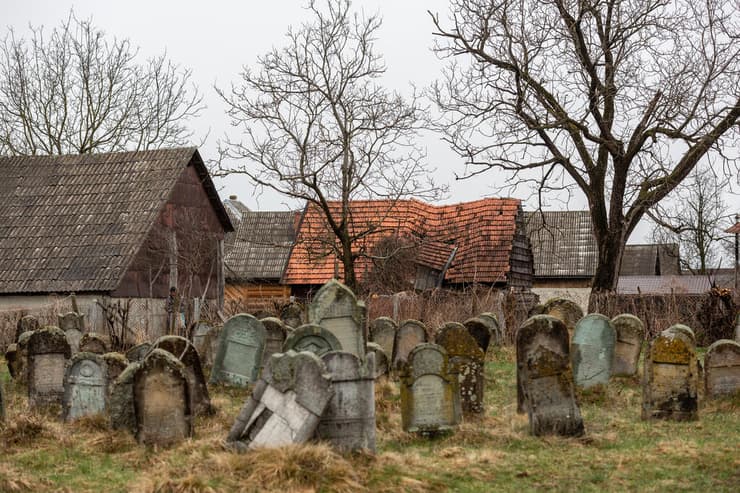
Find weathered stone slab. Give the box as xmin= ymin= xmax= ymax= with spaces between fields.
xmin=400 ymin=343 xmax=461 ymax=433
xmin=210 ymin=314 xmax=266 ymax=387
xmin=704 ymin=339 xmax=740 ymax=398
xmin=369 ymin=317 xmax=397 ymax=362
xmin=79 ymin=333 xmax=109 ymax=354
xmin=642 ymin=328 xmax=699 ymax=421
xmin=226 ymin=350 xmax=334 ymax=451
xmin=611 ymin=314 xmax=644 ymax=377
xmin=16 ymin=315 xmax=39 ymax=342
xmin=63 ymin=353 xmax=107 ymax=421
xmin=571 ymin=314 xmax=616 ymax=388
xmin=463 ymin=317 xmax=493 ymax=353
xmin=542 ymin=298 xmax=583 ymax=340
xmin=435 ymin=322 xmax=486 ymax=414
xmin=366 ymin=342 xmax=390 ymax=379
xmin=5 ymin=344 xmax=19 ymax=379
xmin=479 ymin=312 xmax=503 ymax=346
xmin=65 ymin=328 xmax=83 ymax=355
xmin=316 ymin=351 xmax=376 ymax=453
xmin=102 ymin=352 xmax=128 ymax=398
xmin=109 ymin=362 xmax=140 ymax=432
xmin=125 ymin=342 xmax=151 ymax=362
xmin=664 ymin=324 xmax=696 ymax=346
xmin=134 ymin=349 xmax=193 ymax=446
xmin=10 ymin=331 xmax=34 ymax=383
xmin=57 ymin=312 xmax=84 ymax=332
xmin=517 ymin=315 xmax=583 ymax=436
xmin=151 ymin=335 xmax=212 ymax=416
xmin=283 ymin=324 xmax=342 ymax=357
xmin=260 ymin=317 xmax=288 ymax=371
xmin=280 ymin=302 xmax=305 ymax=329
xmin=393 ymin=320 xmax=428 ymax=371
xmin=192 ymin=322 xmax=213 ymax=363
xmin=27 ymin=326 xmax=71 ymax=408
xmin=308 ymin=279 xmax=365 ymax=357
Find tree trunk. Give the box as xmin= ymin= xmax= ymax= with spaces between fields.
xmin=589 ymin=229 xmax=627 ymax=312
xmin=340 ymin=237 xmax=358 ymax=292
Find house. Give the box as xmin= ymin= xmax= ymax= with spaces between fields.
xmin=282 ymin=198 xmax=533 ymax=296
xmin=0 ymin=148 xmax=233 ymax=337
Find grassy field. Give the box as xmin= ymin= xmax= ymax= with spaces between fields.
xmin=1 ymin=347 xmax=738 ymax=492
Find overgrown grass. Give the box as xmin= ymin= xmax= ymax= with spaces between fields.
xmin=0 ymin=348 xmax=737 ymax=492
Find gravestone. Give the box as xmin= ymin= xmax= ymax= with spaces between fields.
xmin=63 ymin=353 xmax=107 ymax=421
xmin=393 ymin=320 xmax=428 ymax=371
xmin=280 ymin=302 xmax=305 ymax=329
xmin=134 ymin=349 xmax=193 ymax=446
xmin=58 ymin=312 xmax=84 ymax=332
xmin=27 ymin=327 xmax=71 ymax=408
xmin=109 ymin=362 xmax=140 ymax=433
xmin=16 ymin=315 xmax=39 ymax=342
xmin=400 ymin=343 xmax=461 ymax=433
xmin=125 ymin=342 xmax=151 ymax=362
xmin=192 ymin=322 xmax=214 ymax=366
xmin=528 ymin=304 xmax=546 ymax=317
xmin=102 ymin=352 xmax=128 ymax=398
xmin=435 ymin=322 xmax=486 ymax=414
xmin=704 ymin=339 xmax=740 ymax=398
xmin=65 ymin=328 xmax=83 ymax=355
xmin=260 ymin=317 xmax=289 ymax=371
xmin=210 ymin=314 xmax=266 ymax=387
xmin=664 ymin=324 xmax=696 ymax=345
xmin=366 ymin=342 xmax=390 ymax=379
xmin=642 ymin=328 xmax=699 ymax=421
xmin=479 ymin=312 xmax=503 ymax=346
xmin=369 ymin=317 xmax=397 ymax=363
xmin=611 ymin=314 xmax=644 ymax=377
xmin=463 ymin=317 xmax=493 ymax=353
xmin=316 ymin=351 xmax=376 ymax=453
xmin=308 ymin=279 xmax=365 ymax=357
xmin=516 ymin=315 xmax=583 ymax=436
xmin=79 ymin=333 xmax=109 ymax=354
xmin=11 ymin=331 xmax=34 ymax=383
xmin=542 ymin=298 xmax=583 ymax=339
xmin=5 ymin=344 xmax=19 ymax=379
xmin=151 ymin=335 xmax=212 ymax=416
xmin=283 ymin=324 xmax=343 ymax=357
xmin=571 ymin=314 xmax=616 ymax=388
xmin=226 ymin=350 xmax=334 ymax=451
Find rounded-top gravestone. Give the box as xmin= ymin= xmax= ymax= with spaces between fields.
xmin=571 ymin=314 xmax=616 ymax=388
xmin=369 ymin=317 xmax=397 ymax=362
xmin=611 ymin=314 xmax=644 ymax=377
xmin=542 ymin=298 xmax=583 ymax=338
xmin=283 ymin=324 xmax=343 ymax=357
xmin=366 ymin=342 xmax=390 ymax=379
xmin=63 ymin=352 xmax=107 ymax=422
xmin=260 ymin=317 xmax=289 ymax=371
xmin=704 ymin=339 xmax=740 ymax=398
xmin=79 ymin=333 xmax=109 ymax=354
xmin=463 ymin=317 xmax=493 ymax=353
xmin=479 ymin=312 xmax=503 ymax=346
xmin=151 ymin=335 xmax=212 ymax=416
xmin=125 ymin=342 xmax=151 ymax=362
xmin=393 ymin=319 xmax=428 ymax=371
xmin=210 ymin=314 xmax=267 ymax=387
xmin=308 ymin=279 xmax=366 ymax=357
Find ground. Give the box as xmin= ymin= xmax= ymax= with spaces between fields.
xmin=0 ymin=347 xmax=738 ymax=492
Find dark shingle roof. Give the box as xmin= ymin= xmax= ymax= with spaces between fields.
xmin=0 ymin=148 xmax=232 ymax=294
xmin=619 ymin=244 xmax=680 ymax=276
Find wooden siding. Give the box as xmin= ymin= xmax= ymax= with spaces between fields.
xmin=507 ymin=207 xmax=534 ymax=288
xmin=224 ymin=282 xmax=291 ymax=312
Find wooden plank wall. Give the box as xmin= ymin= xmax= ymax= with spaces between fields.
xmin=224 ymin=283 xmax=291 ymax=313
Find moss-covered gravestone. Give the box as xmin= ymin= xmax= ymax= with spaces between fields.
xmin=28 ymin=326 xmax=71 ymax=408
xmin=542 ymin=298 xmax=583 ymax=340
xmin=435 ymin=322 xmax=486 ymax=414
xmin=210 ymin=314 xmax=266 ymax=387
xmin=260 ymin=317 xmax=289 ymax=372
xmin=664 ymin=324 xmax=696 ymax=345
xmin=151 ymin=335 xmax=212 ymax=416
xmin=102 ymin=352 xmax=128 ymax=399
xmin=16 ymin=315 xmax=39 ymax=342
xmin=308 ymin=280 xmax=366 ymax=357
xmin=611 ymin=314 xmax=644 ymax=377
xmin=125 ymin=342 xmax=151 ymax=362
xmin=280 ymin=302 xmax=305 ymax=329
xmin=9 ymin=331 xmax=34 ymax=383
xmin=369 ymin=317 xmax=397 ymax=363
xmin=479 ymin=312 xmax=503 ymax=346
xmin=366 ymin=342 xmax=390 ymax=378
xmin=393 ymin=320 xmax=428 ymax=371
xmin=109 ymin=362 xmax=140 ymax=432
xmin=63 ymin=353 xmax=107 ymax=421
xmin=463 ymin=317 xmax=493 ymax=353
xmin=571 ymin=314 xmax=616 ymax=388
xmin=79 ymin=333 xmax=109 ymax=354
xmin=283 ymin=324 xmax=342 ymax=357
xmin=704 ymin=339 xmax=740 ymax=398
xmin=400 ymin=343 xmax=461 ymax=433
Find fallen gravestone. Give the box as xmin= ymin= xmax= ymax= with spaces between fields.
xmin=316 ymin=351 xmax=376 ymax=453
xmin=571 ymin=314 xmax=616 ymax=388
xmin=704 ymin=339 xmax=740 ymax=398
xmin=542 ymin=298 xmax=583 ymax=339
xmin=27 ymin=326 xmax=71 ymax=408
xmin=516 ymin=315 xmax=584 ymax=436
xmin=400 ymin=343 xmax=461 ymax=433
xmin=479 ymin=312 xmax=503 ymax=346
xmin=308 ymin=279 xmax=366 ymax=357
xmin=260 ymin=317 xmax=289 ymax=372
xmin=210 ymin=314 xmax=266 ymax=387
xmin=225 ymin=350 xmax=334 ymax=451
xmin=63 ymin=353 xmax=107 ymax=421
xmin=16 ymin=315 xmax=39 ymax=342
xmin=366 ymin=342 xmax=390 ymax=378
xmin=79 ymin=333 xmax=109 ymax=354
xmin=393 ymin=320 xmax=428 ymax=371
xmin=280 ymin=302 xmax=305 ymax=329
xmin=369 ymin=317 xmax=397 ymax=363
xmin=463 ymin=317 xmax=493 ymax=353
xmin=102 ymin=352 xmax=128 ymax=398
xmin=125 ymin=342 xmax=151 ymax=362
xmin=151 ymin=335 xmax=212 ymax=416
xmin=109 ymin=362 xmax=141 ymax=432
xmin=435 ymin=322 xmax=486 ymax=414
xmin=283 ymin=324 xmax=343 ymax=357
xmin=611 ymin=314 xmax=644 ymax=377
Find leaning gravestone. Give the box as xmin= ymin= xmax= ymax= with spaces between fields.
xmin=479 ymin=312 xmax=503 ymax=346
xmin=260 ymin=317 xmax=289 ymax=371
xmin=62 ymin=353 xmax=107 ymax=421
xmin=16 ymin=315 xmax=39 ymax=342
xmin=226 ymin=350 xmax=334 ymax=451
xmin=125 ymin=342 xmax=151 ymax=362
xmin=27 ymin=327 xmax=71 ymax=408
xmin=316 ymin=351 xmax=376 ymax=453
xmin=79 ymin=333 xmax=108 ymax=354
xmin=516 ymin=315 xmax=584 ymax=436
xmin=463 ymin=317 xmax=493 ymax=354
xmin=134 ymin=349 xmax=193 ymax=446
xmin=151 ymin=335 xmax=212 ymax=416
xmin=210 ymin=314 xmax=266 ymax=387
xmin=102 ymin=353 xmax=128 ymax=398
xmin=611 ymin=314 xmax=644 ymax=377
xmin=109 ymin=362 xmax=140 ymax=433
xmin=435 ymin=322 xmax=486 ymax=414
xmin=393 ymin=320 xmax=428 ymax=371
xmin=704 ymin=339 xmax=740 ymax=398
xmin=283 ymin=324 xmax=343 ymax=357
xmin=571 ymin=314 xmax=616 ymax=388
xmin=400 ymin=343 xmax=461 ymax=433
xmin=369 ymin=317 xmax=397 ymax=363
xmin=542 ymin=298 xmax=583 ymax=340
xmin=642 ymin=328 xmax=699 ymax=421
xmin=280 ymin=302 xmax=305 ymax=329
xmin=366 ymin=342 xmax=390 ymax=379
xmin=308 ymin=280 xmax=366 ymax=358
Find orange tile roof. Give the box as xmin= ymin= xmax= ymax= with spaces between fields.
xmin=282 ymin=197 xmax=522 ymax=285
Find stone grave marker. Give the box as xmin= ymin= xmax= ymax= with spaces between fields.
xmin=571 ymin=314 xmax=616 ymax=388
xmin=316 ymin=351 xmax=376 ymax=452
xmin=134 ymin=349 xmax=193 ymax=446
xmin=260 ymin=317 xmax=289 ymax=371
xmin=27 ymin=326 xmax=71 ymax=408
xmin=109 ymin=362 xmax=140 ymax=433
xmin=308 ymin=279 xmax=365 ymax=357
xmin=79 ymin=333 xmax=109 ymax=354
xmin=369 ymin=317 xmax=397 ymax=363
xmin=65 ymin=328 xmax=83 ymax=356
xmin=642 ymin=327 xmax=699 ymax=421
xmin=9 ymin=331 xmax=34 ymax=383
xmin=16 ymin=315 xmax=39 ymax=342
xmin=393 ymin=320 xmax=428 ymax=371
xmin=102 ymin=352 xmax=128 ymax=398
xmin=210 ymin=314 xmax=266 ymax=387
xmin=542 ymin=298 xmax=583 ymax=339
xmin=664 ymin=324 xmax=696 ymax=345
xmin=283 ymin=323 xmax=343 ymax=357
xmin=192 ymin=322 xmax=213 ymax=365
xmin=704 ymin=339 xmax=740 ymax=398
xmin=63 ymin=353 xmax=107 ymax=421
xmin=611 ymin=314 xmax=644 ymax=377
xmin=125 ymin=342 xmax=151 ymax=362
xmin=151 ymin=335 xmax=212 ymax=416
xmin=479 ymin=312 xmax=503 ymax=346
xmin=5 ymin=344 xmax=19 ymax=379
xmin=435 ymin=322 xmax=486 ymax=414
xmin=280 ymin=302 xmax=305 ymax=329
xmin=400 ymin=343 xmax=461 ymax=433
xmin=58 ymin=312 xmax=84 ymax=332
xmin=463 ymin=317 xmax=493 ymax=353
xmin=226 ymin=350 xmax=334 ymax=451
xmin=366 ymin=342 xmax=390 ymax=379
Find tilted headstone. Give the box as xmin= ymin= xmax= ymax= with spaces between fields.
xmin=571 ymin=314 xmax=616 ymax=388
xmin=57 ymin=312 xmax=84 ymax=332
xmin=134 ymin=349 xmax=193 ymax=446
xmin=102 ymin=352 xmax=128 ymax=398
xmin=400 ymin=343 xmax=461 ymax=433
xmin=79 ymin=333 xmax=109 ymax=354
xmin=308 ymin=279 xmax=365 ymax=357
xmin=27 ymin=326 xmax=71 ymax=408
xmin=479 ymin=312 xmax=503 ymax=346
xmin=516 ymin=315 xmax=584 ymax=436
xmin=125 ymin=342 xmax=151 ymax=362
xmin=435 ymin=322 xmax=486 ymax=414
xmin=210 ymin=314 xmax=266 ymax=387
xmin=283 ymin=324 xmax=343 ymax=357
xmin=63 ymin=353 xmax=107 ymax=421
xmin=280 ymin=302 xmax=305 ymax=329
xmin=463 ymin=317 xmax=493 ymax=353
xmin=369 ymin=317 xmax=397 ymax=363
xmin=704 ymin=339 xmax=740 ymax=398
xmin=393 ymin=320 xmax=428 ymax=371
xmin=316 ymin=351 xmax=376 ymax=453
xmin=366 ymin=342 xmax=390 ymax=379
xmin=109 ymin=362 xmax=140 ymax=432
xmin=260 ymin=317 xmax=289 ymax=371
xmin=151 ymin=335 xmax=212 ymax=416
xmin=642 ymin=327 xmax=699 ymax=421
xmin=226 ymin=351 xmax=334 ymax=451
xmin=192 ymin=322 xmax=214 ymax=366
xmin=611 ymin=314 xmax=644 ymax=377
xmin=542 ymin=298 xmax=583 ymax=339
xmin=16 ymin=315 xmax=39 ymax=342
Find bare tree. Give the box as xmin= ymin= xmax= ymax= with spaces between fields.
xmin=0 ymin=11 xmax=203 ymax=155
xmin=429 ymin=0 xmax=740 ymax=294
xmin=217 ymin=0 xmax=441 ymax=290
